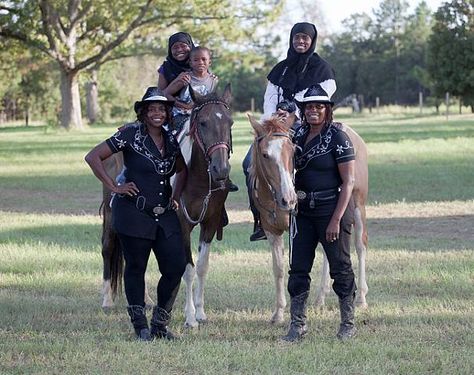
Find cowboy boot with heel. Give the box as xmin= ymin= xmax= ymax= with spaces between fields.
xmin=127 ymin=305 xmax=152 ymax=341
xmin=281 ymin=291 xmax=309 ymax=342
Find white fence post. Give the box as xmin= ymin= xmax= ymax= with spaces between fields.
xmin=445 ymin=92 xmax=449 ymax=120
xmin=419 ymin=92 xmax=423 ymax=114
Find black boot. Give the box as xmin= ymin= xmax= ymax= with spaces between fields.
xmin=250 ymin=218 xmax=267 ymax=241
xmin=281 ymin=291 xmax=309 ymax=342
xmin=337 ymin=294 xmax=356 ymax=340
xmin=150 ymin=306 xmax=177 ymax=340
xmin=127 ymin=305 xmax=152 ymax=341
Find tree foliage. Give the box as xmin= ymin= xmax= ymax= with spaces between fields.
xmin=0 ymin=0 xmax=280 ymax=128
xmin=427 ymin=0 xmax=474 ymax=109
xmin=322 ymin=0 xmax=443 ymax=107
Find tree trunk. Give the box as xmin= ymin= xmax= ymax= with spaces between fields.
xmin=86 ymin=69 xmax=101 ymax=124
xmin=60 ymin=68 xmax=83 ymax=130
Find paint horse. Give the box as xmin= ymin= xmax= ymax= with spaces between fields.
xmin=247 ymin=114 xmax=368 ymax=324
xmin=100 ymin=84 xmax=233 ymax=317
xmin=178 ymin=84 xmax=233 ymax=327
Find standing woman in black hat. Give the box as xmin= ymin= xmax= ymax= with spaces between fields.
xmin=243 ymin=22 xmax=336 ymax=241
xmin=85 ymin=87 xmax=187 ymax=341
xmin=281 ymin=84 xmax=357 ymax=342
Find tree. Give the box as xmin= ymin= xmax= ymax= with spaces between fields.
xmin=428 ymin=0 xmax=474 ymax=111
xmin=0 ymin=0 xmax=279 ymax=129
xmin=401 ymin=1 xmax=434 ymax=102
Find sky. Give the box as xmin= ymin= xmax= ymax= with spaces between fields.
xmin=320 ymin=0 xmax=445 ymax=32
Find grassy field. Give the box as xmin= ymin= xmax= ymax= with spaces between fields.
xmin=1 ymin=111 xmax=473 ymax=374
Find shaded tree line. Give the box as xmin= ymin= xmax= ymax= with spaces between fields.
xmin=1 ymin=0 xmax=472 ymax=126
xmin=322 ymin=0 xmax=473 ymax=111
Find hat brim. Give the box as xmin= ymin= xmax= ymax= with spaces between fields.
xmin=295 ymin=96 xmax=334 ymax=108
xmin=134 ymin=96 xmax=175 ymax=114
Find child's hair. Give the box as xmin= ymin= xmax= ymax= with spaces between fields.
xmin=190 ymin=46 xmax=212 ymax=59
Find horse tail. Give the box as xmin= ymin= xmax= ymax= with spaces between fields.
xmin=109 ymin=236 xmax=123 ymax=298
xmin=100 ymin=195 xmax=123 ymax=300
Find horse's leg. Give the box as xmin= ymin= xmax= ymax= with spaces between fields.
xmin=144 ymin=275 xmax=154 ymax=308
xmin=354 ymin=205 xmax=368 ymax=309
xmin=194 ymin=240 xmax=211 ymax=322
xmin=182 ymin=227 xmax=198 ymax=328
xmin=265 ymin=232 xmax=286 ymax=324
xmin=315 ymin=252 xmax=331 ymax=307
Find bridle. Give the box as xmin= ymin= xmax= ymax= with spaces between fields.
xmin=180 ymin=99 xmax=232 ymax=225
xmin=252 ymin=131 xmax=295 ymax=224
xmin=188 ymin=100 xmax=232 ymax=160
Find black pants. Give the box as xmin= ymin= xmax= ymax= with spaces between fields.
xmin=118 ymin=228 xmax=186 ymax=312
xmin=288 ymin=209 xmax=356 ymax=299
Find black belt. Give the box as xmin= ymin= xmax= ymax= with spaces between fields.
xmin=296 ymin=187 xmax=340 ymax=209
xmin=124 ymin=194 xmax=171 ymax=218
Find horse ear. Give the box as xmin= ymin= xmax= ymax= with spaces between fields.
xmin=247 ymin=113 xmax=263 ymax=134
xmin=189 ymin=85 xmax=204 ymax=104
xmin=284 ymin=113 xmax=296 ymax=130
xmin=221 ymin=83 xmax=232 ymax=105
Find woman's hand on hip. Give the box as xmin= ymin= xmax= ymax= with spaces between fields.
xmin=114 ymin=182 xmax=139 ymax=196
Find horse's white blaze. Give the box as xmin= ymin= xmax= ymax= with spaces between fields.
xmin=195 ymin=241 xmax=211 ymax=322
xmin=102 ymin=280 xmax=114 ymax=308
xmin=215 ymin=112 xmax=223 ymax=119
xmin=268 ymin=138 xmax=296 ymax=206
xmin=183 ymin=263 xmax=198 ymax=327
xmin=354 ymin=207 xmax=368 ymax=308
xmin=266 ymin=232 xmax=286 ymax=324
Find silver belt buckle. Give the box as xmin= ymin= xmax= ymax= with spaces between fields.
xmin=297 ymin=190 xmax=306 ymax=200
xmin=152 ymin=206 xmax=165 ymax=215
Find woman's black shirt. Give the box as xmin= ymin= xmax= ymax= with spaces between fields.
xmin=293 ymin=122 xmax=355 ymax=216
xmin=106 ymin=122 xmax=183 ymax=240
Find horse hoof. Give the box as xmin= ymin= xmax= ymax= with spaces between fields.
xmin=270 ymin=317 xmax=285 ymax=325
xmin=270 ymin=312 xmax=285 ymax=325
xmin=356 ymin=300 xmax=368 ymax=310
xmin=196 ymin=312 xmax=208 ymax=322
xmin=184 ymin=321 xmax=199 ymax=329
xmin=102 ymin=306 xmax=113 ymax=315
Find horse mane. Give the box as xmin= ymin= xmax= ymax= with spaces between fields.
xmin=259 ymin=117 xmax=292 ymax=135
xmin=193 ymin=91 xmax=222 ymax=105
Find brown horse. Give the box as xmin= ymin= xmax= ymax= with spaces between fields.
xmin=248 ymin=114 xmax=368 ymax=324
xmin=178 ymin=84 xmax=233 ymax=327
xmin=99 ymin=85 xmax=233 ymax=317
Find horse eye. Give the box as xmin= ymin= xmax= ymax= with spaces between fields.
xmin=263 ymin=153 xmax=269 ymax=159
xmin=200 ymin=121 xmax=207 ymax=127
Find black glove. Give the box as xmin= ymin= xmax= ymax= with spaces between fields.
xmin=276 ymin=100 xmax=296 ymax=114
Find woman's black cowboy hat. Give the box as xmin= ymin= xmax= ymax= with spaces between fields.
xmin=295 ymin=84 xmax=334 ymax=108
xmin=134 ymin=87 xmax=174 ymax=114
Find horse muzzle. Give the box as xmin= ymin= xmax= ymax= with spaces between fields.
xmin=208 ymin=146 xmax=230 ymax=182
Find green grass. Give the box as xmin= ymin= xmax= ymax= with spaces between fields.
xmin=1 ymin=111 xmax=473 ymax=374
